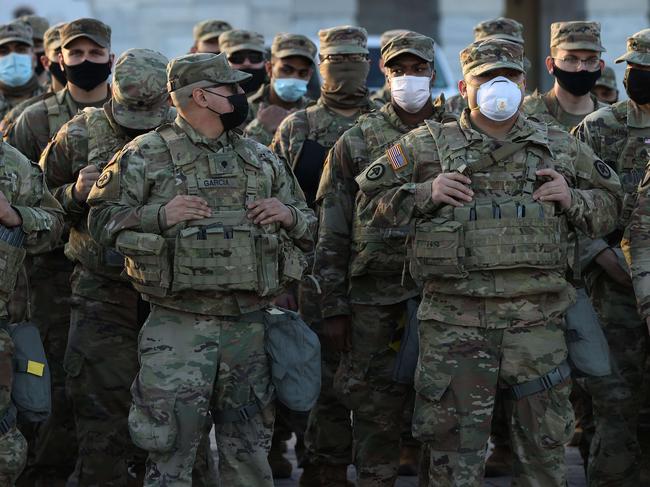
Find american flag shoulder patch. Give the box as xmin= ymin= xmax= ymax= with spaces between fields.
xmin=386 ymin=143 xmax=409 ymax=171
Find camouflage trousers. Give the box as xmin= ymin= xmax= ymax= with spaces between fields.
xmin=0 ymin=424 xmax=27 ymax=485
xmin=334 ymin=302 xmax=415 ymax=487
xmin=301 ymin=282 xmax=353 ymax=469
xmin=130 ymin=304 xmax=275 ymax=487
xmin=17 ymin=252 xmax=76 ymax=486
xmin=414 ymin=320 xmax=574 ymax=487
xmin=578 ymin=273 xmax=648 ymax=487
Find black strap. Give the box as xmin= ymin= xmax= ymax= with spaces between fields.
xmin=0 ymin=404 xmax=17 ymax=435
xmin=506 ymin=361 xmax=572 ymax=401
xmin=211 ymin=401 xmax=260 ymax=424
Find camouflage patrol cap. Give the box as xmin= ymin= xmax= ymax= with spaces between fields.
xmin=19 ymin=15 xmax=49 ymax=41
xmin=167 ymin=52 xmax=251 ymax=93
xmin=219 ymin=29 xmax=265 ymax=55
xmin=60 ymin=18 xmax=111 ymax=49
xmin=550 ymin=21 xmax=605 ymax=53
xmin=615 ymin=29 xmax=650 ymax=66
xmin=380 ymin=29 xmax=409 ymax=49
xmin=594 ymin=66 xmax=617 ymax=89
xmin=319 ymin=26 xmax=368 ymax=56
xmin=461 ymin=38 xmax=524 ymax=77
xmin=474 ymin=17 xmax=524 ymax=44
xmin=381 ymin=31 xmax=434 ymax=64
xmin=43 ymin=23 xmax=64 ymax=60
xmin=193 ymin=19 xmax=232 ymax=43
xmin=0 ymin=21 xmax=33 ymax=47
xmin=112 ymin=48 xmax=170 ymax=130
xmin=271 ymin=33 xmax=317 ymax=64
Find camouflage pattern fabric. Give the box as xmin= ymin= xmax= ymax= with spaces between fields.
xmin=370 ymin=84 xmax=391 ymax=106
xmin=443 ymin=93 xmax=467 ymax=120
xmin=0 ymin=83 xmax=43 ymax=121
xmin=0 ymin=91 xmax=53 ymax=138
xmin=522 ymin=89 xmax=606 ymax=132
xmin=574 ymin=98 xmax=650 ymax=486
xmin=354 ymin=108 xmax=621 ymax=485
xmin=192 ymin=19 xmax=232 ymax=43
xmin=550 ymin=21 xmax=605 ymax=53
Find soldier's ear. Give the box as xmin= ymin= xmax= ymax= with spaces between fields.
xmin=265 ymin=60 xmax=272 ymax=78
xmin=458 ymin=79 xmax=467 ymax=98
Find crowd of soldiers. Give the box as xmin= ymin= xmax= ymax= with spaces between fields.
xmin=0 ymin=8 xmax=648 ymax=487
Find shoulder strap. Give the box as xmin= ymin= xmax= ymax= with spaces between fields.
xmin=157 ymin=124 xmax=200 ymax=195
xmin=457 ymin=142 xmax=528 ymax=177
xmin=232 ymin=136 xmax=260 ymax=204
xmin=85 ymin=108 xmax=125 ymax=170
xmin=611 ymin=100 xmax=628 ymax=124
xmin=45 ymin=90 xmax=72 ymax=138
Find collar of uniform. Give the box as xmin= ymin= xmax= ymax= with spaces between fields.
xmin=248 ymin=82 xmax=271 ymax=104
xmin=175 ymin=114 xmax=227 ymax=150
xmin=544 ymin=88 xmax=603 ymax=122
xmin=381 ymin=100 xmax=437 ymax=132
xmin=626 ymin=99 xmax=650 ymax=128
xmin=317 ymin=96 xmax=375 ymax=117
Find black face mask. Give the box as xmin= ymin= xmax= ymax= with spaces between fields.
xmin=205 ymin=90 xmax=249 ymax=131
xmin=552 ymin=63 xmax=602 ymax=96
xmin=49 ymin=62 xmax=67 ymax=86
xmin=238 ymin=67 xmax=266 ymax=94
xmin=63 ymin=59 xmax=111 ymax=92
xmin=624 ymin=67 xmax=650 ymax=106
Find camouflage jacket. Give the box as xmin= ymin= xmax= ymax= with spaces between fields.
xmin=244 ymin=83 xmax=313 ymax=146
xmin=370 ymin=83 xmax=391 ymax=106
xmin=522 ymin=88 xmax=606 ymax=132
xmin=41 ymin=102 xmax=138 ymax=303
xmin=0 ymin=90 xmax=54 ymax=137
xmin=628 ymin=161 xmax=650 ymax=320
xmin=5 ymin=87 xmax=110 ymax=163
xmin=0 ymin=141 xmax=64 ymax=318
xmin=87 ymin=115 xmax=315 ymax=316
xmin=355 ymin=110 xmax=621 ymax=328
xmin=0 ymin=79 xmax=44 ymax=121
xmin=314 ymin=100 xmax=448 ymax=317
xmin=573 ymin=99 xmax=650 ymax=276
xmin=444 ymin=92 xmax=467 ymax=120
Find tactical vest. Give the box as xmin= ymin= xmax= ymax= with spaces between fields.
xmin=411 ymin=121 xmax=569 ymax=282
xmin=64 ymin=108 xmax=128 ymax=279
xmin=118 ymin=124 xmax=306 ymax=298
xmin=610 ymin=101 xmax=650 ymax=232
xmin=44 ymin=89 xmax=76 ymax=139
xmin=349 ymin=111 xmax=411 ymax=276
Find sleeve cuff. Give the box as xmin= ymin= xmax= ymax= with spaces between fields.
xmin=141 ymin=204 xmax=164 ymax=234
xmin=285 ymin=204 xmax=307 ymax=239
xmin=61 ymin=183 xmax=87 ymax=216
xmin=12 ymin=206 xmax=41 ymax=233
xmin=414 ymin=181 xmax=439 ymax=215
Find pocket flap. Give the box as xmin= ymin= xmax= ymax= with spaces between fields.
xmin=414 ymin=366 xmax=452 ymax=402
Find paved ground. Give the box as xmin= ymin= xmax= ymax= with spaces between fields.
xmin=274 ymin=439 xmax=587 ymax=486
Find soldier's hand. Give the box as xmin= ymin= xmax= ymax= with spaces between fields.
xmin=73 ymin=165 xmax=101 ymax=203
xmin=273 ymin=292 xmax=298 ymax=311
xmin=0 ymin=191 xmax=22 ymax=227
xmin=323 ymin=315 xmax=351 ymax=352
xmin=162 ymin=195 xmax=211 ymax=228
xmin=533 ymin=169 xmax=571 ymax=210
xmin=431 ymin=172 xmax=473 ymax=207
xmin=257 ymin=103 xmax=291 ymax=134
xmin=247 ymin=198 xmax=294 ymax=228
xmin=595 ymin=248 xmax=633 ymax=288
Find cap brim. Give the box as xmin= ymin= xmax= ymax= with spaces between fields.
xmin=62 ymin=33 xmax=108 ymax=49
xmin=480 ymin=34 xmax=524 ymax=44
xmin=615 ymin=51 xmax=650 ymax=65
xmin=112 ymin=99 xmax=170 ymax=130
xmin=197 ymin=33 xmax=221 ymax=43
xmin=222 ymin=43 xmax=265 ymax=55
xmin=319 ymin=45 xmax=368 ymax=56
xmin=273 ymin=48 xmax=315 ymax=63
xmin=0 ymin=37 xmax=33 ymax=47
xmin=556 ymin=41 xmax=605 ymax=52
xmin=594 ymin=79 xmax=617 ymax=89
xmin=384 ymin=47 xmax=433 ymax=64
xmin=468 ymin=61 xmax=524 ymax=77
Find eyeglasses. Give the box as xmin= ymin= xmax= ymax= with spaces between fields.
xmin=227 ymin=51 xmax=264 ymax=64
xmin=553 ymin=56 xmax=600 ymax=70
xmin=321 ymin=53 xmax=369 ymax=63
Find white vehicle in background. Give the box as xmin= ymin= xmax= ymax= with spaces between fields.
xmin=366 ymin=35 xmax=458 ymax=100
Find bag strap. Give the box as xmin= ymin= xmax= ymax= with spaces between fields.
xmin=157 ymin=125 xmax=199 ymax=196
xmin=456 ymin=141 xmax=528 ymax=176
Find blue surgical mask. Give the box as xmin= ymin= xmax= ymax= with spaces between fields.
xmin=273 ymin=78 xmax=308 ymax=102
xmin=0 ymin=53 xmax=34 ymax=87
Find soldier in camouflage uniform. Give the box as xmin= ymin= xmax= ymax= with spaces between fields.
xmin=271 ymin=25 xmax=375 ymax=487
xmin=0 ymin=140 xmax=63 ymax=485
xmin=87 ymin=52 xmax=315 ymax=487
xmin=356 ymin=38 xmax=622 ymax=486
xmin=40 ymin=48 xmax=174 ymax=486
xmin=18 ymin=15 xmax=49 ymax=88
xmin=573 ymin=29 xmax=650 ymax=487
xmin=244 ymin=33 xmax=316 ymax=146
xmin=522 ymin=22 xmax=606 ymax=131
xmin=445 ymin=17 xmax=525 ymax=120
xmin=369 ymin=29 xmax=408 ymax=106
xmin=591 ymin=66 xmax=618 ymax=105
xmin=220 ymin=29 xmax=268 ymax=99
xmin=314 ymin=31 xmax=448 ymax=487
xmin=0 ymin=23 xmax=67 ymax=137
xmin=190 ymin=19 xmax=233 ymax=55
xmin=0 ymin=21 xmax=44 ymax=121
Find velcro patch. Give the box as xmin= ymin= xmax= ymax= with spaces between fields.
xmin=27 ymin=360 xmax=44 ymax=377
xmin=386 ymin=144 xmax=409 ymax=172
xmin=594 ymin=160 xmax=612 ymax=179
xmin=198 ymin=177 xmax=238 ymax=189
